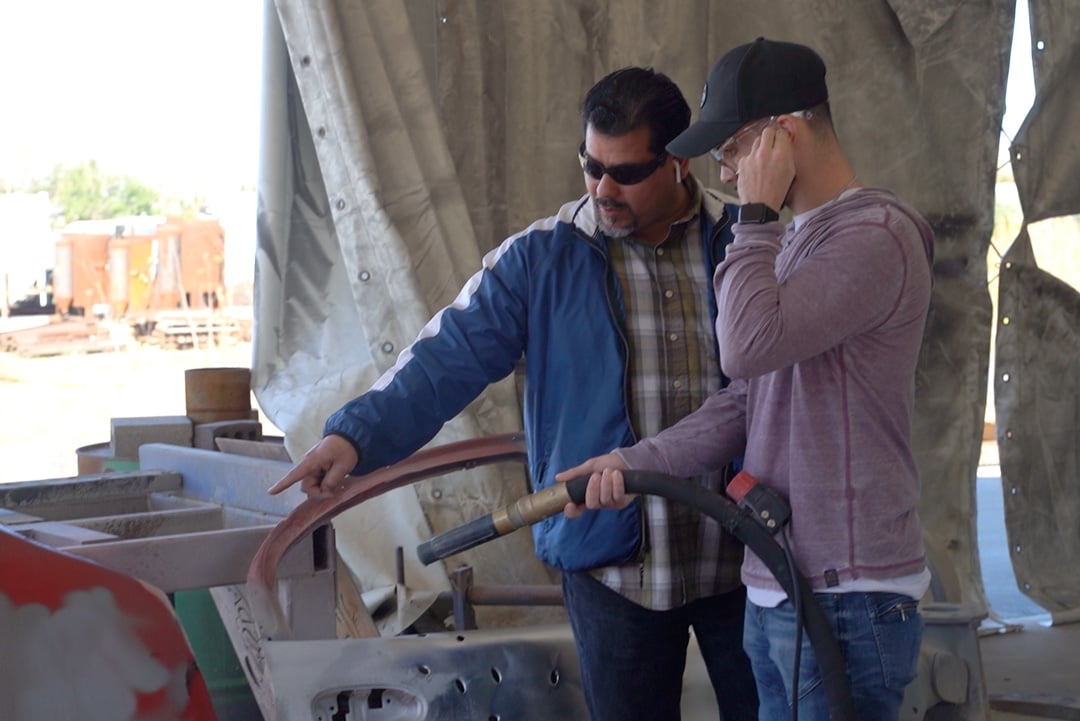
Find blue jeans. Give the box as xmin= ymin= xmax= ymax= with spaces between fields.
xmin=562 ymin=571 xmax=758 ymax=721
xmin=743 ymin=592 xmax=922 ymax=721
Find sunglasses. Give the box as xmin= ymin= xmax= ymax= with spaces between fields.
xmin=579 ymin=142 xmax=668 ymax=185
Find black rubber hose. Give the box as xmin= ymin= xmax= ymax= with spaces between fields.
xmin=418 ymin=470 xmax=856 ymax=721
xmin=417 ymin=514 xmax=497 ymax=566
xmin=575 ymin=473 xmax=852 ymax=721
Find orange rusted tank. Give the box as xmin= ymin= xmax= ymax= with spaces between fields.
xmin=53 ymin=220 xmax=115 ymax=315
xmin=177 ymin=217 xmax=226 ymax=310
xmin=55 ymin=217 xmax=226 ymax=317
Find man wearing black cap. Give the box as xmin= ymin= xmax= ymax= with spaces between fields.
xmin=561 ymin=38 xmax=936 ymax=721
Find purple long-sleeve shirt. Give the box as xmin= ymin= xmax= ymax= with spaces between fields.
xmin=618 ymin=187 xmax=935 ymax=591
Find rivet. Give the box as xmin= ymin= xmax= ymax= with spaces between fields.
xmin=1005 ymin=429 xmax=1013 ymax=439
xmin=432 ymin=489 xmax=443 ymax=500
xmin=381 ymin=342 xmax=394 ymax=353
xmin=1010 ymin=487 xmax=1018 ymax=495
xmin=317 ymin=126 xmax=326 ymax=138
xmin=1004 ymin=261 xmax=1013 ymax=269
xmin=440 ymin=16 xmax=448 ymax=23
xmin=1023 ymin=582 xmax=1031 ymax=590
xmin=359 ymin=270 xmax=371 ymax=282
xmin=1001 ymin=316 xmax=1010 ymax=325
xmin=1001 ymin=372 xmax=1010 ymax=382
xmin=1036 ymin=40 xmax=1045 ymax=51
xmin=301 ymin=55 xmax=311 ymax=66
xmin=336 ymin=199 xmax=346 ymax=210
xmin=1014 ymin=545 xmax=1022 ymax=553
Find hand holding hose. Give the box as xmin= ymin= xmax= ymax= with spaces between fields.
xmin=554 ymin=452 xmax=635 ymax=518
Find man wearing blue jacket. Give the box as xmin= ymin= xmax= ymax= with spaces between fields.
xmin=270 ymin=67 xmax=757 ymax=721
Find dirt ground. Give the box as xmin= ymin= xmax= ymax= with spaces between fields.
xmin=0 ymin=340 xmax=279 ymax=485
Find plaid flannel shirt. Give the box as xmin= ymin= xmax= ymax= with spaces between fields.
xmin=592 ymin=185 xmax=744 ymax=610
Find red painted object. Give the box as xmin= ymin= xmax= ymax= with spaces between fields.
xmin=0 ymin=525 xmax=216 ymax=721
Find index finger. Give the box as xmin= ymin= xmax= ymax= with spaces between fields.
xmin=268 ymin=462 xmax=311 ymax=495
xmin=554 ymin=461 xmax=593 ymax=483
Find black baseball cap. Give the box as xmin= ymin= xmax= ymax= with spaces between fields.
xmin=666 ymin=37 xmax=829 ymax=158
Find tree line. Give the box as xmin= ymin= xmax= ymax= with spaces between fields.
xmin=1 ymin=161 xmax=168 ymax=224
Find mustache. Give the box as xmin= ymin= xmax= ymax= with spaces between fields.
xmin=595 ymin=199 xmax=630 ymax=211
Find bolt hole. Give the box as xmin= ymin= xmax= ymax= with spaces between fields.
xmin=418 ymin=664 xmax=431 ymax=676
xmin=549 ymin=668 xmax=560 ymax=686
xmin=455 ymin=678 xmax=467 ymax=694
xmin=491 ymin=667 xmax=502 ymax=684
xmin=456 ymin=634 xmax=465 ymax=642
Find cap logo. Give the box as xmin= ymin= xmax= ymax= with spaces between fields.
xmin=699 ymin=83 xmax=708 ymax=109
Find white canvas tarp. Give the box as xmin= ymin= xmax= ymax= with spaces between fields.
xmin=253 ymin=0 xmax=1080 ymax=623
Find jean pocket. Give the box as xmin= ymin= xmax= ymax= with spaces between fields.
xmin=867 ymin=593 xmax=923 ymax=691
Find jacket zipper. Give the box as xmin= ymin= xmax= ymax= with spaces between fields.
xmin=571 ymin=201 xmax=730 ymax=573
xmin=703 ymin=203 xmax=733 ymax=386
xmin=574 ymin=225 xmax=648 ymax=569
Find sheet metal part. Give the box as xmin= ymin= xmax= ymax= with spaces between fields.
xmin=263 ymin=625 xmax=588 ymax=721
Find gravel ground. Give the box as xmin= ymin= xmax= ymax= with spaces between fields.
xmin=0 ymin=340 xmax=277 ymax=484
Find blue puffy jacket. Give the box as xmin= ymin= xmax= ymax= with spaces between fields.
xmin=325 ymin=187 xmax=736 ymax=571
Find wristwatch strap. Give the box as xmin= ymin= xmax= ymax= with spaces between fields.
xmin=737 ymin=203 xmax=780 ymax=224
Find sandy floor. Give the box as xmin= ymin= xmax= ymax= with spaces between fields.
xmin=0 ymin=340 xmax=278 ymax=485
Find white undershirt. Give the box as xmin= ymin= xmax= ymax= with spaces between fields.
xmin=747 ymin=563 xmax=932 ymax=608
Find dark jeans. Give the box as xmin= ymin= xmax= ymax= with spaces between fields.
xmin=743 ymin=592 xmax=923 ymax=721
xmin=562 ymin=570 xmax=759 ymax=721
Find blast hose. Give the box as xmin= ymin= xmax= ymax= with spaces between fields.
xmin=417 ymin=470 xmax=856 ymax=721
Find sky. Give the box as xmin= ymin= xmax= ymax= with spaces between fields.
xmin=0 ymin=0 xmax=264 ymax=199
xmin=1001 ymin=0 xmax=1036 ymax=155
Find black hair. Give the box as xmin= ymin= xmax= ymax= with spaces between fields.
xmin=581 ymin=67 xmax=691 ymax=156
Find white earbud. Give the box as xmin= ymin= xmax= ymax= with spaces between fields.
xmin=675 ymin=164 xmax=682 ymax=184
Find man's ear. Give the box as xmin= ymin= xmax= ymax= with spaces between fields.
xmin=775 ymin=114 xmax=803 ymax=139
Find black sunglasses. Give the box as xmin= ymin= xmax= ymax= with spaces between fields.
xmin=578 ymin=142 xmax=668 ymax=185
